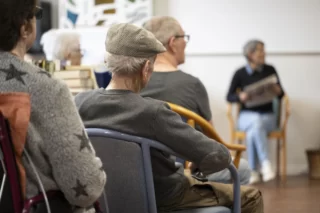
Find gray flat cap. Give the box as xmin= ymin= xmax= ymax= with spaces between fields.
xmin=105 ymin=23 xmax=166 ymax=58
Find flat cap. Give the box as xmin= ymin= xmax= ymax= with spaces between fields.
xmin=105 ymin=23 xmax=166 ymax=58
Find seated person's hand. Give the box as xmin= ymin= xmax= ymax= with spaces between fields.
xmin=188 ymin=162 xmax=208 ymax=182
xmin=268 ymin=83 xmax=282 ymax=95
xmin=239 ymin=92 xmax=250 ymax=103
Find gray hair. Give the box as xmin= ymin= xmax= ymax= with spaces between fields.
xmin=243 ymin=39 xmax=264 ymax=60
xmin=105 ymin=52 xmax=155 ymax=76
xmin=143 ymin=16 xmax=181 ymax=45
xmin=52 ymin=32 xmax=81 ymax=60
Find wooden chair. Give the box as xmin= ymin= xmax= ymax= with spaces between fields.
xmin=226 ymin=95 xmax=290 ymax=181
xmin=167 ymin=103 xmax=246 ymax=169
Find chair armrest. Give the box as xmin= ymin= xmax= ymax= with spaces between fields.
xmin=228 ymin=164 xmax=241 ymax=213
xmin=226 ymin=103 xmax=235 ymax=131
xmin=224 ymin=143 xmax=246 ymax=151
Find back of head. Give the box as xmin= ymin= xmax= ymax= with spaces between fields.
xmin=0 ymin=0 xmax=37 ymax=51
xmin=104 ymin=23 xmax=166 ymax=91
xmin=105 ymin=23 xmax=166 ymax=76
xmin=52 ymin=32 xmax=81 ymax=61
xmin=143 ymin=16 xmax=182 ymax=46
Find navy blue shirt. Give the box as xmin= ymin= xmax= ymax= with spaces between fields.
xmin=226 ymin=64 xmax=284 ymax=113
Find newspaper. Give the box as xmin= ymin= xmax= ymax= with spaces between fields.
xmin=243 ymin=74 xmax=278 ymax=108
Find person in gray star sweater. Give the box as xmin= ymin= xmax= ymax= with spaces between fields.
xmin=0 ymin=0 xmax=106 ymax=212
xmin=75 ymin=23 xmax=263 ymax=213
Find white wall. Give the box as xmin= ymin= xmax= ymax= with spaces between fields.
xmin=154 ymin=0 xmax=320 ymax=175
xmin=167 ymin=0 xmax=320 ymax=54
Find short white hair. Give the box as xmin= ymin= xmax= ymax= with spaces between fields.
xmin=40 ymin=30 xmax=80 ymax=60
xmin=105 ymin=52 xmax=155 ymax=76
xmin=143 ymin=16 xmax=181 ymax=45
xmin=52 ymin=32 xmax=81 ymax=60
xmin=243 ymin=39 xmax=264 ymax=60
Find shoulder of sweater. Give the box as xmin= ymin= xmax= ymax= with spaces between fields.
xmin=230 ymin=66 xmax=247 ymax=78
xmin=141 ymin=96 xmax=170 ymax=115
xmin=174 ymin=70 xmax=205 ymax=94
xmin=142 ymin=96 xmax=168 ymax=107
xmin=74 ymin=89 xmax=97 ymax=109
xmin=235 ymin=66 xmax=247 ymax=74
xmin=177 ymin=70 xmax=201 ymax=83
xmin=74 ymin=90 xmax=96 ymax=102
xmin=263 ymin=63 xmax=277 ymax=72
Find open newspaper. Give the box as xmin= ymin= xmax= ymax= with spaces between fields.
xmin=243 ymin=74 xmax=278 ymax=108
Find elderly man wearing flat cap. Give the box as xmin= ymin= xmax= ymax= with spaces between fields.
xmin=75 ymin=23 xmax=263 ymax=213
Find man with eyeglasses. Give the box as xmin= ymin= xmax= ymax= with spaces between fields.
xmin=141 ymin=16 xmax=208 ymax=122
xmin=141 ymin=16 xmax=251 ymax=185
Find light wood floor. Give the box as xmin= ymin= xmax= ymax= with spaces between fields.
xmin=254 ymin=176 xmax=320 ymax=213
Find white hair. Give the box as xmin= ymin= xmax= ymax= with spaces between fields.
xmin=52 ymin=32 xmax=81 ymax=60
xmin=143 ymin=16 xmax=181 ymax=45
xmin=243 ymin=39 xmax=264 ymax=60
xmin=40 ymin=30 xmax=80 ymax=60
xmin=105 ymin=52 xmax=155 ymax=76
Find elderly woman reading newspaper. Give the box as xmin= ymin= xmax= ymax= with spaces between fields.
xmin=226 ymin=39 xmax=285 ymax=184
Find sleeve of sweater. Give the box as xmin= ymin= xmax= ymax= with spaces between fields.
xmin=152 ymin=103 xmax=231 ymax=175
xmin=34 ymin=78 xmax=106 ymax=207
xmin=226 ymin=70 xmax=241 ymax=103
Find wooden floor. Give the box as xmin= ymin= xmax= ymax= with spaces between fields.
xmin=254 ymin=176 xmax=320 ymax=213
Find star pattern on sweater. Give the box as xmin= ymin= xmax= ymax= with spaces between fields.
xmin=72 ymin=179 xmax=88 ymax=198
xmin=0 ymin=64 xmax=27 ymax=85
xmin=76 ymin=130 xmax=92 ymax=152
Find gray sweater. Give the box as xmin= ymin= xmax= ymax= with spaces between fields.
xmin=75 ymin=88 xmax=231 ymax=208
xmin=0 ymin=52 xmax=106 ymax=213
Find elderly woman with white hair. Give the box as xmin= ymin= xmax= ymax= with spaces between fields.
xmin=226 ymin=40 xmax=285 ymax=184
xmin=75 ymin=23 xmax=263 ymax=213
xmin=41 ymin=30 xmax=83 ymax=66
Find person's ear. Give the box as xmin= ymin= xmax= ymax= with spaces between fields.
xmin=20 ymin=21 xmax=30 ymax=39
xmin=142 ymin=60 xmax=152 ymax=81
xmin=167 ymin=36 xmax=177 ymax=53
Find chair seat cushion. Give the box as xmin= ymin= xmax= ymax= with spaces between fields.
xmin=167 ymin=206 xmax=231 ymax=213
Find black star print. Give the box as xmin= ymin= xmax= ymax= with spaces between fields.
xmin=0 ymin=64 xmax=27 ymax=85
xmin=76 ymin=130 xmax=92 ymax=152
xmin=72 ymin=179 xmax=88 ymax=198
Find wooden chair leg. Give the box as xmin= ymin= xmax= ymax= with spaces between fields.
xmin=233 ymin=151 xmax=242 ymax=169
xmin=276 ymin=139 xmax=280 ymax=177
xmin=281 ymin=134 xmax=287 ymax=182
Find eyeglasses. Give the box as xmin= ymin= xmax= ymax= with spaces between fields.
xmin=34 ymin=6 xmax=43 ymax=20
xmin=175 ymin=35 xmax=190 ymax=43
